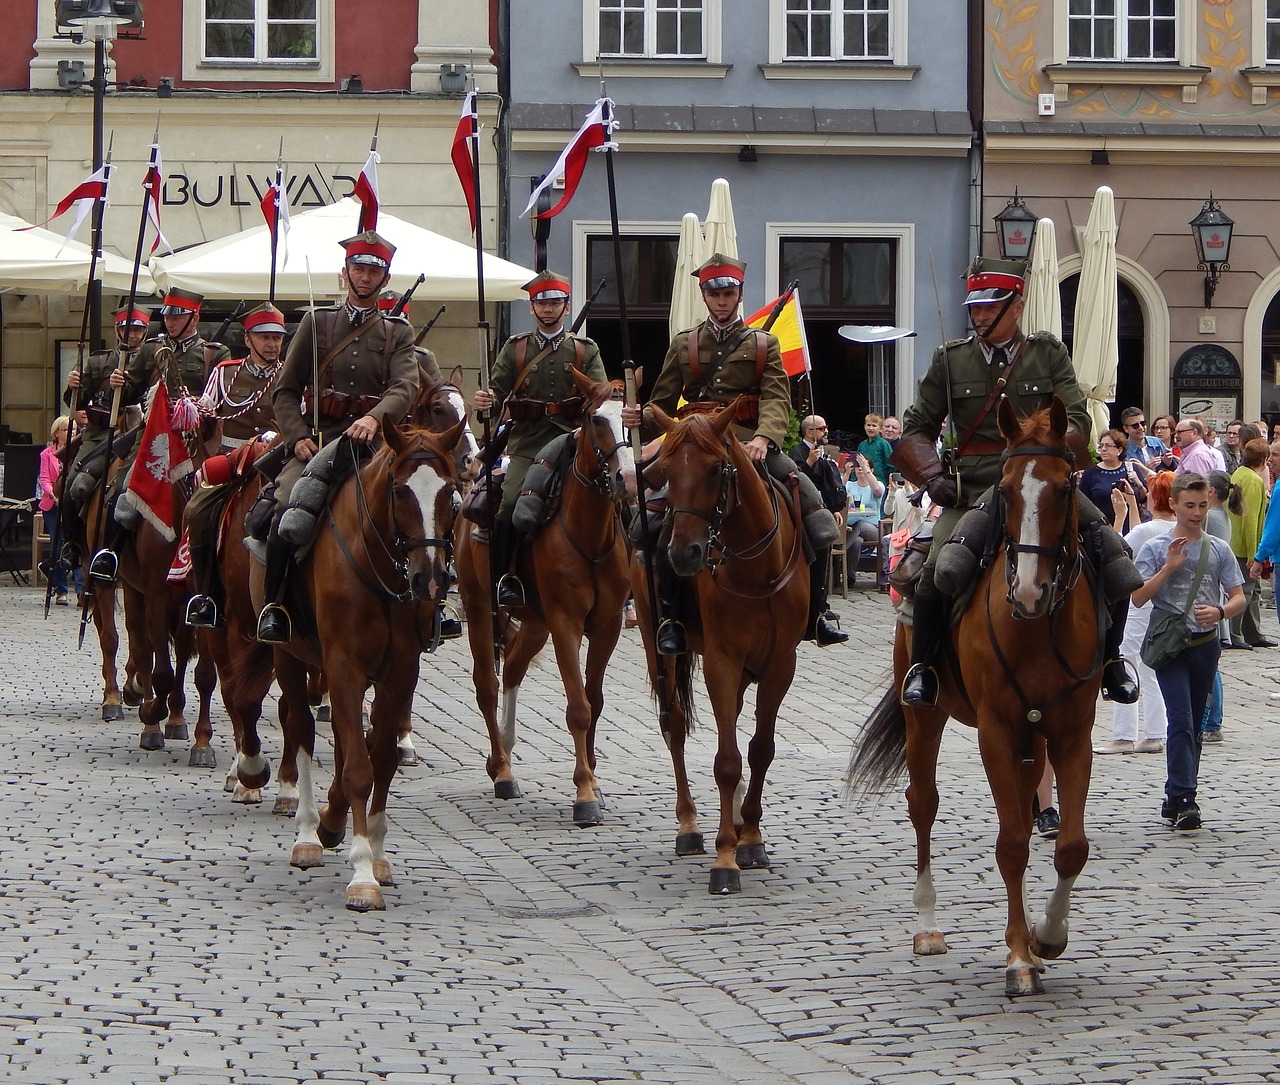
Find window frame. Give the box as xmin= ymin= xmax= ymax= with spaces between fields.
xmin=780 ymin=0 xmax=894 ymax=62
xmin=767 ymin=0 xmax=907 ymax=66
xmin=183 ymin=0 xmax=335 ymax=83
xmin=1052 ymin=0 xmax=1193 ymax=65
xmin=583 ymin=0 xmax=723 ymax=65
xmin=1065 ymin=0 xmax=1178 ymax=62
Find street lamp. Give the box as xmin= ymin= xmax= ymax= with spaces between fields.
xmin=68 ymin=0 xmax=128 ymax=349
xmin=993 ymin=189 xmax=1038 ymax=262
xmin=1189 ymin=195 xmax=1234 ymax=310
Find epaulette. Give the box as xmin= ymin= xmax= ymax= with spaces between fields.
xmin=213 ymin=357 xmax=244 ymax=370
xmin=380 ymin=312 xmax=411 ymax=325
xmin=1026 ymin=330 xmax=1064 ymax=348
xmin=943 ymin=335 xmax=974 ymax=348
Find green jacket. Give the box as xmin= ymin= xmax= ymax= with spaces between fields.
xmin=1228 ymin=465 xmax=1266 ymax=560
xmin=125 ymin=335 xmax=230 ymax=405
xmin=901 ymin=331 xmax=1091 ymax=507
xmin=64 ymin=348 xmax=141 ymax=422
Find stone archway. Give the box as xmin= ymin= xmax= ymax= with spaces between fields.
xmin=1242 ymin=268 xmax=1280 ymax=426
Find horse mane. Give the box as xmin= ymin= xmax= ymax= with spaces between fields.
xmin=1007 ymin=405 xmax=1063 ymax=450
xmin=658 ymin=412 xmax=743 ymax=466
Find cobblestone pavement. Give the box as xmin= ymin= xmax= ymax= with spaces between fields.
xmin=3 ymin=579 xmax=1280 ymax=1084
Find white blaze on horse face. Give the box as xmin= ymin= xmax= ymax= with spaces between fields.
xmin=404 ymin=460 xmax=452 ymax=590
xmin=448 ymin=389 xmax=481 ymax=480
xmin=1012 ymin=462 xmax=1049 ymax=614
xmin=597 ymin=399 xmax=637 ymax=498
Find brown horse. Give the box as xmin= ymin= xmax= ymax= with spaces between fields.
xmin=266 ymin=418 xmax=463 ymax=911
xmin=847 ymin=397 xmax=1102 ymax=997
xmin=455 ymin=371 xmax=634 ymax=825
xmin=632 ymin=401 xmax=809 ymax=895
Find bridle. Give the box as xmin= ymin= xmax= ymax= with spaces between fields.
xmin=560 ymin=405 xmax=631 ymax=566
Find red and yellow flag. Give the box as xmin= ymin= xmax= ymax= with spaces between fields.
xmin=745 ymin=290 xmax=811 ymax=377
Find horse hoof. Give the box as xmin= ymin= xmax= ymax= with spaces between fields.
xmin=372 ymin=860 xmax=395 ymax=887
xmin=397 ymin=747 xmax=419 ymax=768
xmin=122 ymin=686 xmax=143 ymax=708
xmin=290 ymin=843 xmax=324 ymax=869
xmin=735 ymin=843 xmax=770 ymax=870
xmin=272 ymin=796 xmax=298 ymax=817
xmin=238 ymin=766 xmax=271 ymax=790
xmin=346 ymin=884 xmax=386 ymax=912
xmin=494 ymin=780 xmax=521 ymax=800
xmin=675 ymin=832 xmax=705 ymax=857
xmin=165 ymin=723 xmax=189 ymax=741
xmin=188 ymin=746 xmax=216 ymax=769
xmin=316 ymin=705 xmax=331 ymax=723
xmin=232 ymin=786 xmax=262 ymax=805
xmin=1005 ymin=964 xmax=1045 ymax=997
xmin=572 ymin=801 xmax=603 ymax=827
xmin=101 ymin=703 xmax=123 ymax=721
xmin=138 ymin=730 xmax=164 ymax=751
xmin=317 ymin=823 xmax=347 ymax=850
xmin=708 ymin=868 xmax=741 ymax=896
xmin=1032 ymin=927 xmax=1069 ymax=961
xmin=913 ymin=930 xmax=948 ymax=956
xmin=223 ymin=775 xmax=236 ymax=793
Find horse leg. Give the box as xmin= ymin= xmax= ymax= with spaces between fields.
xmin=327 ymin=667 xmax=381 ymax=911
xmin=903 ymin=706 xmax=949 ymax=956
xmin=188 ymin=632 xmax=218 ymax=768
xmin=1030 ymin=724 xmax=1092 ymax=963
xmin=277 ymin=653 xmax=323 ymax=867
xmin=544 ymin=620 xmax=604 ymax=827
xmin=140 ymin=592 xmax=179 ymax=747
xmin=366 ymin=682 xmax=412 ymax=890
xmin=273 ymin=693 xmax=300 ymax=817
xmin=93 ymin=588 xmax=125 ymax=721
xmin=121 ymin=585 xmax=151 ymax=710
xmin=703 ymin=659 xmax=750 ymax=896
xmin=165 ymin=623 xmax=192 ymax=742
xmin=736 ymin=653 xmax=794 ymax=872
xmin=465 ymin=590 xmax=520 ymax=800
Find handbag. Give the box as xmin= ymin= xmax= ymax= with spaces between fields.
xmin=888 ymin=522 xmax=935 ymax=601
xmin=1140 ymin=540 xmax=1211 ymax=669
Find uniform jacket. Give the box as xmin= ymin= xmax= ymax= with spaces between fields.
xmin=643 ymin=320 xmax=790 ymax=448
xmin=901 ymin=331 xmax=1091 ymax=507
xmin=125 ymin=335 xmax=230 ymax=405
xmin=64 ymin=348 xmax=141 ymax=426
xmin=201 ymin=357 xmax=281 ymax=444
xmin=273 ymin=307 xmax=418 ymax=448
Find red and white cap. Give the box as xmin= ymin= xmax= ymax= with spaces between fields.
xmin=963 ymin=257 xmax=1027 ymax=306
xmin=340 ymin=230 xmax=396 ymax=268
xmin=241 ymin=303 xmax=287 ymax=334
xmin=522 ymin=270 xmax=570 ymax=301
xmin=695 ymin=252 xmax=746 ymax=290
xmin=160 ymin=288 xmax=204 ymax=315
xmin=114 ymin=307 xmax=150 ymax=328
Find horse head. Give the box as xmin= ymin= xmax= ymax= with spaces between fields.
xmin=410 ymin=358 xmax=481 ymax=483
xmin=570 ymin=368 xmax=637 ymax=503
xmin=381 ymin=415 xmax=462 ymax=603
xmin=996 ymin=395 xmax=1078 ymax=619
xmin=651 ymin=399 xmax=740 ymax=576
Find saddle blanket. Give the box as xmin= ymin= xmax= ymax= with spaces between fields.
xmin=167 ymin=530 xmax=192 ymax=583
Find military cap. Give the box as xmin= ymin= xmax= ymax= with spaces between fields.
xmin=340 ymin=230 xmax=396 ymax=268
xmin=241 ymin=302 xmax=287 ymax=334
xmin=114 ymin=306 xmax=150 ymax=328
xmin=695 ymin=253 xmax=746 ymax=290
xmin=522 ymin=270 xmax=570 ymax=301
xmin=160 ymin=288 xmax=204 ymax=315
xmin=963 ymin=256 xmax=1027 ymax=306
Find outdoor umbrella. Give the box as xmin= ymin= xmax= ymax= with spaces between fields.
xmin=0 ymin=210 xmax=151 ymax=295
xmin=669 ymin=211 xmax=707 ymax=339
xmin=149 ymin=198 xmax=536 ymax=302
xmin=1071 ymin=186 xmax=1119 ymax=441
xmin=703 ymin=178 xmax=738 ymax=261
xmin=1022 ymin=217 xmax=1062 ymax=339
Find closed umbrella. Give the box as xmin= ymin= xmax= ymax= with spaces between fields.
xmin=1071 ymin=186 xmax=1118 ymax=441
xmin=1021 ymin=217 xmax=1061 ymax=339
xmin=669 ymin=212 xmax=707 ymax=339
xmin=703 ymin=178 xmax=738 ymax=261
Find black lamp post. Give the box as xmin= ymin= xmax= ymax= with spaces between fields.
xmin=68 ymin=0 xmax=128 ymax=349
xmin=1189 ymin=195 xmax=1234 ymax=310
xmin=994 ymin=189 xmax=1038 ymax=262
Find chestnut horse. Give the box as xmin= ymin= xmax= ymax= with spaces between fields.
xmin=632 ymin=401 xmax=809 ymax=895
xmin=266 ymin=418 xmax=463 ymax=911
xmin=455 ymin=371 xmax=635 ymax=825
xmin=847 ymin=397 xmax=1102 ymax=997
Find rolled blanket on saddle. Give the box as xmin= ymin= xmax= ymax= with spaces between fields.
xmin=512 ymin=432 xmax=576 ymax=536
xmin=278 ymin=439 xmax=369 ymax=547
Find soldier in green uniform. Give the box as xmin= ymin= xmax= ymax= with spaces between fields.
xmin=184 ymin=303 xmax=287 ymax=628
xmin=473 ymin=270 xmax=608 ymax=607
xmin=255 ymin=230 xmax=419 ymax=644
xmin=89 ymin=289 xmax=231 ymax=584
xmin=621 ymin=253 xmax=847 ymax=651
xmin=893 ymin=256 xmax=1138 ymax=706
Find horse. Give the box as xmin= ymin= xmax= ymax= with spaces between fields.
xmin=454 ymin=371 xmax=635 ymax=825
xmin=631 ymin=400 xmax=809 ymax=895
xmin=265 ymin=417 xmax=463 ymax=911
xmin=846 ymin=396 xmax=1103 ymax=997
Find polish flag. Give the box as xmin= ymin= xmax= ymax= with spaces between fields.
xmin=142 ymin=144 xmax=173 ymax=255
xmin=18 ymin=165 xmax=110 ymax=253
xmin=451 ymin=90 xmax=478 ymax=234
xmin=259 ymin=166 xmax=292 ymax=266
xmin=520 ymin=98 xmax=617 ymax=220
xmin=353 ymin=148 xmax=379 ymax=232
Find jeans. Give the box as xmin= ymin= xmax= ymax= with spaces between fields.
xmin=1200 ymin=671 xmax=1223 ymax=734
xmin=1154 ymin=637 xmax=1220 ymax=801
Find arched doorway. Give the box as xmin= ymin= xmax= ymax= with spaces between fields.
xmin=1060 ymin=275 xmax=1146 ymax=430
xmin=1259 ymin=292 xmax=1280 ymax=432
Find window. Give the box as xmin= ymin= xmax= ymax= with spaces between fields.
xmin=1067 ymin=0 xmax=1177 ymax=61
xmin=586 ymin=235 xmax=679 ymax=314
xmin=780 ymin=238 xmax=895 ymax=311
xmin=785 ymin=0 xmax=891 ymax=60
xmin=203 ymin=0 xmax=317 ymax=64
xmin=1268 ymin=0 xmax=1280 ymax=63
xmin=598 ymin=0 xmax=705 ymax=58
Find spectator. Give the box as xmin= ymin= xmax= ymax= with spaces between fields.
xmin=1223 ymin=419 xmax=1244 ymax=473
xmin=841 ymin=452 xmax=884 ymax=586
xmin=857 ymin=412 xmax=893 ymax=486
xmin=1272 ymin=421 xmax=1280 ymax=443
xmin=1121 ymin=406 xmax=1168 ymax=471
xmin=1173 ymin=418 xmax=1220 ymax=475
xmin=791 ymin=413 xmax=848 ymax=517
xmin=36 ymin=416 xmax=84 ymax=606
xmin=880 ymin=415 xmax=902 ymax=451
xmin=1226 ymin=439 xmax=1272 ymax=650
xmin=1201 ymin=471 xmax=1236 ymax=744
xmin=1081 ymin=428 xmax=1145 ymax=533
xmin=1247 ymin=439 xmax=1280 ymax=636
xmin=1151 ymin=416 xmax=1179 ymax=466
xmin=1131 ymin=472 xmax=1245 ymax=831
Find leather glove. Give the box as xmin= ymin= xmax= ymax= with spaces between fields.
xmin=924 ymin=472 xmax=958 ymax=508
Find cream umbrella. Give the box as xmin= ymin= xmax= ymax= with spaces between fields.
xmin=703 ymin=178 xmax=738 ymax=261
xmin=0 ymin=210 xmax=151 ymax=295
xmin=1071 ymin=186 xmax=1119 ymax=441
xmin=669 ymin=212 xmax=707 ymax=339
xmin=1021 ymin=217 xmax=1062 ymax=339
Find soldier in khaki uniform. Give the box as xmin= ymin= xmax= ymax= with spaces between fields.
xmin=255 ymin=230 xmax=418 ymax=643
xmin=184 ymin=303 xmax=287 ymax=628
xmin=894 ymin=256 xmax=1137 ymax=706
xmin=473 ymin=271 xmax=608 ymax=606
xmin=622 ymin=253 xmax=847 ymax=651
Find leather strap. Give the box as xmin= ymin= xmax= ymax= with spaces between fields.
xmin=954 ymin=343 xmax=1019 ymax=457
xmin=509 ymin=336 xmax=585 ymax=404
xmin=315 ymin=312 xmax=379 ymax=391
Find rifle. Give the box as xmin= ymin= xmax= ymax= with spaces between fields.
xmin=391 ymin=274 xmax=425 ymax=318
xmin=414 ymin=305 xmax=446 ymax=346
xmin=570 ymin=279 xmax=607 ymax=335
xmin=208 ymin=301 xmax=247 ymax=352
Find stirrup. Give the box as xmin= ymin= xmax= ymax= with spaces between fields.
xmin=184 ymin=595 xmax=220 ymax=629
xmin=656 ymin=617 xmax=688 ymax=655
xmin=1100 ymin=656 xmax=1139 ymax=705
xmin=497 ymin=573 xmax=526 ymax=607
xmin=88 ymin=548 xmax=118 ymax=585
xmin=900 ymin=662 xmax=939 ymax=707
xmin=256 ymin=603 xmax=291 ymax=645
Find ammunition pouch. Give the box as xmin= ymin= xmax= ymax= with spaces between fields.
xmin=460 ymin=476 xmax=500 ymax=529
xmin=303 ymin=389 xmax=381 ymax=420
xmin=86 ymin=406 xmax=112 ymax=427
xmin=506 ymin=396 xmax=585 ymax=423
xmin=888 ymin=522 xmax=935 ymax=601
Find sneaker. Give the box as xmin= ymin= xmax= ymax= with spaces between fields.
xmin=1035 ymin=806 xmax=1061 ymax=839
xmin=1201 ymin=730 xmax=1224 ymax=744
xmin=1093 ymin=739 xmax=1134 ymax=755
xmin=1133 ymin=738 xmax=1165 ymax=753
xmin=1173 ymin=799 xmax=1202 ymax=831
xmin=55 ymin=593 xmax=69 ymax=607
xmin=1160 ymin=797 xmax=1173 ymax=822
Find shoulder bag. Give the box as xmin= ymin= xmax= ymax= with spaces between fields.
xmin=1140 ymin=539 xmax=1212 ymax=670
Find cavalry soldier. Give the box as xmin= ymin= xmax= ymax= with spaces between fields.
xmin=621 ymin=253 xmax=848 ymax=650
xmin=184 ymin=303 xmax=287 ymax=629
xmin=89 ymin=289 xmax=231 ymax=584
xmin=894 ymin=255 xmax=1139 ymax=707
xmin=255 ymin=229 xmax=418 ymax=644
xmin=473 ymin=270 xmax=607 ymax=607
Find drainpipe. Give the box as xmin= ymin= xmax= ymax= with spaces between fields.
xmin=495 ymin=0 xmax=512 ymax=346
xmin=968 ymin=0 xmax=985 ymax=260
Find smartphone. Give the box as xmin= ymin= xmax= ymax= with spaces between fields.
xmin=890 ymin=473 xmax=905 ymax=484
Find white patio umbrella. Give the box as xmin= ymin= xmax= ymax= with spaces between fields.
xmin=1071 ymin=186 xmax=1119 ymax=441
xmin=1021 ymin=217 xmax=1062 ymax=339
xmin=149 ymin=198 xmax=536 ymax=302
xmin=669 ymin=211 xmax=707 ymax=339
xmin=0 ymin=210 xmax=152 ymax=295
xmin=703 ymin=178 xmax=738 ymax=261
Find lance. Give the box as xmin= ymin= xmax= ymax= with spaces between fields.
xmin=268 ymin=140 xmax=284 ymax=304
xmin=305 ymin=257 xmax=321 ymax=449
xmin=414 ymin=304 xmax=446 ymax=346
xmin=391 ymin=273 xmax=425 ymax=318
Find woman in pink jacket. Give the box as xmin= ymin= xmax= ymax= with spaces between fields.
xmin=37 ymin=416 xmax=81 ymax=605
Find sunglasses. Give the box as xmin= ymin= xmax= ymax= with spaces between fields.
xmin=1126 ymin=420 xmax=1146 ymax=428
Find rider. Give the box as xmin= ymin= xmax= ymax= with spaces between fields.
xmin=184 ymin=302 xmax=287 ymax=629
xmin=621 ymin=253 xmax=848 ymax=651
xmin=893 ymin=255 xmax=1139 ymax=707
xmin=473 ymin=271 xmax=607 ymax=607
xmin=255 ymin=230 xmax=419 ymax=644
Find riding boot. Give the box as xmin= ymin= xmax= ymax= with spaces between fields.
xmin=255 ymin=541 xmax=293 ymax=644
xmin=901 ymin=590 xmax=948 ymax=707
xmin=655 ymin=553 xmax=688 ymax=655
xmin=493 ymin=518 xmax=526 ymax=607
xmin=184 ymin=544 xmax=222 ymax=629
xmin=89 ymin=516 xmax=124 ymax=585
xmin=1100 ymin=596 xmax=1139 ymax=704
xmin=804 ymin=549 xmax=848 ymax=647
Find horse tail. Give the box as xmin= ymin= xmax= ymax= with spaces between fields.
xmin=649 ymin=652 xmax=699 ymax=735
xmin=844 ymin=682 xmax=907 ymax=798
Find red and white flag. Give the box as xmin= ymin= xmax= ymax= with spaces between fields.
xmin=17 ymin=164 xmax=110 ymax=252
xmin=451 ymin=90 xmax=478 ymax=234
xmin=259 ymin=164 xmax=292 ymax=266
xmin=142 ymin=144 xmax=173 ymax=255
xmin=125 ymin=381 xmax=193 ymax=542
xmin=353 ymin=147 xmax=379 ymax=232
xmin=520 ymin=98 xmax=618 ymax=220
